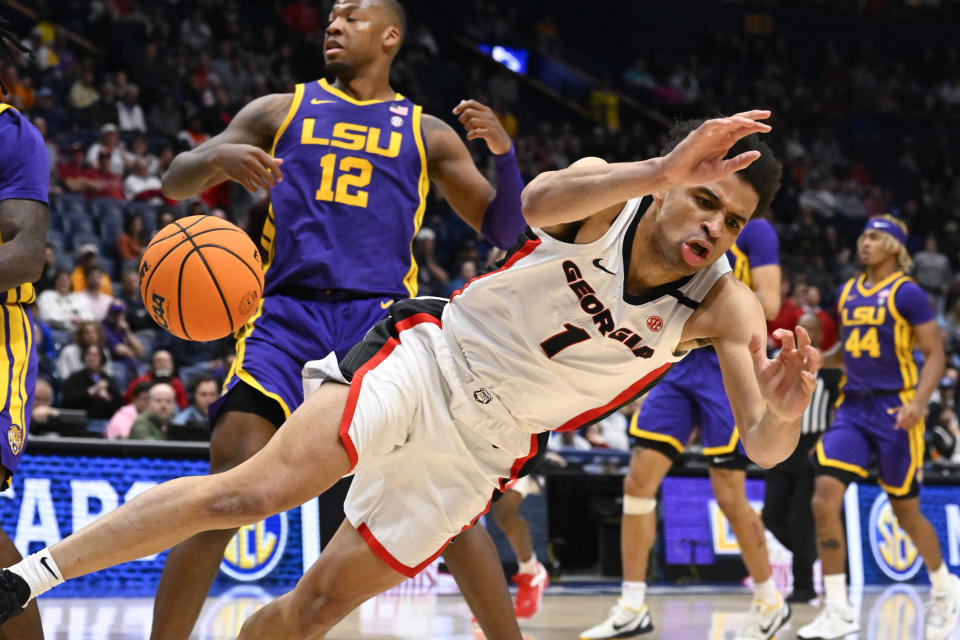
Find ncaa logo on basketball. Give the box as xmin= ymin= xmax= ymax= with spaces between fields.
xmin=646 ymin=316 xmax=663 ymax=332
xmin=868 ymin=493 xmax=923 ymax=581
xmin=220 ymin=512 xmax=288 ymax=581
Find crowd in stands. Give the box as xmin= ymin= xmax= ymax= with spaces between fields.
xmin=2 ymin=1 xmax=959 ymax=459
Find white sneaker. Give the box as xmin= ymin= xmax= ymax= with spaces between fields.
xmin=579 ymin=600 xmax=654 ymax=639
xmin=925 ymin=573 xmax=960 ymax=640
xmin=734 ymin=593 xmax=791 ymax=640
xmin=797 ymin=601 xmax=859 ymax=639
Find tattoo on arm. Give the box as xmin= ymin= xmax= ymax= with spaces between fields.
xmin=818 ymin=538 xmax=842 ymax=550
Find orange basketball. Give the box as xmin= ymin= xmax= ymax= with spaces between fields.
xmin=139 ymin=215 xmax=264 ymax=341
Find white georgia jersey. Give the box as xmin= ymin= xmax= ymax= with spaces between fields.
xmin=442 ymin=196 xmax=731 ymax=434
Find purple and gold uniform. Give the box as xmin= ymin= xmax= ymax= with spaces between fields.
xmin=813 ymin=271 xmax=933 ymax=497
xmin=0 ymin=103 xmax=47 ymax=481
xmin=214 ymin=79 xmax=428 ymax=422
xmin=628 ymin=218 xmax=779 ymax=464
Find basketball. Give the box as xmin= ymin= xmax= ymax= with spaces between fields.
xmin=139 ymin=215 xmax=264 ymax=341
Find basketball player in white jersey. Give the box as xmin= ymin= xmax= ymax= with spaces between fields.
xmin=0 ymin=111 xmax=821 ymax=639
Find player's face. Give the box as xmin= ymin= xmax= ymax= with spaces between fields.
xmin=324 ymin=1 xmax=394 ymax=75
xmin=651 ymin=173 xmax=758 ymax=275
xmin=857 ymin=229 xmax=897 ymax=266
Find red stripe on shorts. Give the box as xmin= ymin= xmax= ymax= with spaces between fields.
xmin=450 ymin=236 xmax=541 ymax=299
xmin=556 ymin=362 xmax=673 ymax=431
xmin=338 ymin=313 xmax=444 ymax=472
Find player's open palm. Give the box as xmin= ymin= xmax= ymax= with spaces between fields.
xmin=750 ymin=327 xmax=821 ymax=421
xmin=453 ymin=99 xmax=512 ymax=155
xmin=210 ymin=143 xmax=284 ymax=193
xmin=660 ymin=110 xmax=772 ymax=188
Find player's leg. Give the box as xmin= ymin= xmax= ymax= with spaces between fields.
xmin=150 ymin=401 xmax=279 ymax=640
xmin=760 ymin=463 xmax=793 ymax=553
xmin=579 ymin=447 xmax=672 ymax=639
xmin=0 ymin=528 xmax=41 ymax=640
xmin=445 ymin=524 xmax=523 ymax=640
xmin=238 ymin=519 xmax=405 ymax=640
xmin=786 ymin=461 xmax=817 ymax=602
xmin=490 ymin=478 xmax=549 ymax=619
xmin=0 ymin=382 xmax=354 ymax=619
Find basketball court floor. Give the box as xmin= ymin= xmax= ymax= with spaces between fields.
xmin=34 ymin=583 xmax=948 ymax=639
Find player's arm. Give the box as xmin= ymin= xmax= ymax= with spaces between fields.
xmin=702 ymin=277 xmax=820 ymax=467
xmin=161 ymin=93 xmax=291 ymax=200
xmin=895 ymin=320 xmax=944 ymax=431
xmin=423 ymin=102 xmax=526 ymax=249
xmin=0 ymin=199 xmax=47 ymax=290
xmin=751 ymin=264 xmax=781 ymax=320
xmin=521 ymin=110 xmax=772 ymax=228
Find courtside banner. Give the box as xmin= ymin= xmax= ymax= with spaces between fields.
xmin=0 ymin=453 xmax=308 ymax=596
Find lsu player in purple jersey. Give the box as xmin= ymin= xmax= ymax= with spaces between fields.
xmin=0 ymin=18 xmax=49 ymax=640
xmin=146 ymin=2 xmax=529 ymax=639
xmin=799 ymin=215 xmax=960 ymax=640
xmin=0 ymin=111 xmax=823 ymax=639
xmin=581 ymin=124 xmax=785 ymax=640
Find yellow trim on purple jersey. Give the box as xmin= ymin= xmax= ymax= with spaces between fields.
xmin=628 ymin=411 xmax=684 ymax=454
xmin=855 ymin=270 xmax=903 ymax=298
xmin=702 ymin=425 xmax=740 ymax=456
xmin=401 ymin=104 xmax=430 ymax=298
xmin=886 ymin=275 xmax=919 ymax=390
xmin=879 ymin=389 xmax=925 ymax=496
xmin=727 ymin=243 xmax=751 ymax=288
xmin=816 ymin=438 xmax=869 ymax=478
xmin=317 ymin=79 xmax=404 ymax=106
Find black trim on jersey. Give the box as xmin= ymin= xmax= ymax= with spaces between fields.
xmin=578 ymin=365 xmax=673 ymax=432
xmin=338 ymin=297 xmax=447 ymax=382
xmin=492 ymin=431 xmax=550 ymax=502
xmin=621 ymin=197 xmax=695 ymax=306
xmin=667 ymin=290 xmax=700 ymax=309
xmin=485 ymin=227 xmax=538 ymax=275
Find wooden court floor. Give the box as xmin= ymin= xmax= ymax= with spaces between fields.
xmin=33 ymin=584 xmax=949 ymax=639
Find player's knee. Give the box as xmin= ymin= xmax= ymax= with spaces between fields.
xmin=623 ymin=470 xmax=658 ymax=498
xmin=810 ymin=490 xmax=840 ymax=522
xmin=711 ymin=484 xmax=746 ymax=516
xmin=292 ymin=591 xmax=352 ymax=636
xmin=622 ymin=495 xmax=656 ymax=516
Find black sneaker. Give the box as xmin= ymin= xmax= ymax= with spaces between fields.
xmin=0 ymin=570 xmax=30 ymax=624
xmin=786 ymin=587 xmax=817 ymax=604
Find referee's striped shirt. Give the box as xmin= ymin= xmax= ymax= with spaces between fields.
xmin=801 ymin=368 xmax=842 ymax=435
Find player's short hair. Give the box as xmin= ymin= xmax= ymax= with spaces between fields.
xmin=662 ymin=117 xmax=782 ymax=218
xmin=859 ymin=213 xmax=912 ymax=272
xmin=378 ymin=0 xmax=406 ymax=44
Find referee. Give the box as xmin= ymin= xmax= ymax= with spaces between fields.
xmin=762 ymin=313 xmax=841 ymax=603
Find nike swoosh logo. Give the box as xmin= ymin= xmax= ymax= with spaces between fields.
xmin=592 ymin=258 xmax=616 ymax=275
xmin=380 ymin=299 xmax=393 ymax=309
xmin=40 ymin=556 xmax=58 ymax=579
xmin=311 ymin=99 xmax=335 ymax=105
xmin=612 ymin=613 xmax=644 ymax=632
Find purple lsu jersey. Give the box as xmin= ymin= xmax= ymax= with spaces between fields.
xmin=836 ymin=272 xmax=933 ymax=394
xmin=629 ymin=218 xmax=779 ymax=457
xmin=262 ymin=79 xmax=428 ymax=298
xmin=0 ymin=104 xmax=49 ymax=305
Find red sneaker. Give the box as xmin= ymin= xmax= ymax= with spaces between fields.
xmin=512 ymin=562 xmax=549 ymax=619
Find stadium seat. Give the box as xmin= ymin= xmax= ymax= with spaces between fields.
xmin=70 ymin=231 xmax=101 ymax=254
xmin=91 ymin=199 xmax=125 ymax=229
xmin=46 ymin=230 xmax=64 ymax=254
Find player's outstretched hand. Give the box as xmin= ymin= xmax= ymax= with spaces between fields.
xmin=750 ymin=326 xmax=822 ymax=422
xmin=659 ymin=110 xmax=772 ymax=189
xmin=210 ymin=143 xmax=284 ymax=194
xmin=453 ymin=99 xmax=512 ymax=155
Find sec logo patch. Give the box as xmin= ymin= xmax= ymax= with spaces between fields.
xmin=646 ymin=316 xmax=663 ymax=332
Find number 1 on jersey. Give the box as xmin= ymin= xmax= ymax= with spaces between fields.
xmin=541 ymin=323 xmax=591 ymax=358
xmin=316 ymin=152 xmax=373 ymax=208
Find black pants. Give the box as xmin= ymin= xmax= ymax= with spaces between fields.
xmin=761 ymin=432 xmax=820 ymax=592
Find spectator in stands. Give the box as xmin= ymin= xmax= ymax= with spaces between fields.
xmin=31 ymin=86 xmax=68 ymax=135
xmin=913 ymin=235 xmax=953 ymax=298
xmin=61 ymin=344 xmax=123 ymax=420
xmin=124 ymin=349 xmax=188 ymax=409
xmin=88 ymin=151 xmax=125 ymax=201
xmin=104 ymin=381 xmax=151 ymax=440
xmin=30 ymin=116 xmax=60 ymax=193
xmin=67 ymin=68 xmax=99 ymax=122
xmin=86 ymin=123 xmax=128 ymax=176
xmin=179 ymin=10 xmax=212 ymax=52
xmin=123 ymin=158 xmax=163 ymax=203
xmin=2 ymin=63 xmax=34 ymax=111
xmin=172 ymin=373 xmax=219 ymax=430
xmin=87 ymin=80 xmax=118 ymax=129
xmin=102 ymin=300 xmax=144 ymax=376
xmin=127 ymin=382 xmax=177 ymax=440
xmin=36 ymin=269 xmax=93 ymax=331
xmin=147 ymin=93 xmax=183 ymax=140
xmin=71 ymin=244 xmax=113 ymax=294
xmin=413 ymin=228 xmax=448 ymax=296
xmin=177 ymin=113 xmax=209 ymax=150
xmin=116 ymin=215 xmax=145 ymax=261
xmin=447 ymin=260 xmax=477 ymax=296
xmin=128 ymin=135 xmax=158 ymax=176
xmin=117 ymin=269 xmax=152 ymax=331
xmin=58 ymin=142 xmax=99 ymax=197
xmin=30 ymin=377 xmax=58 ymax=433
xmin=117 ymin=84 xmax=146 ymax=132
xmin=801 ymin=285 xmax=838 ymax=350
xmin=56 ymin=320 xmax=113 ymax=381
xmin=76 ymin=265 xmax=113 ymax=321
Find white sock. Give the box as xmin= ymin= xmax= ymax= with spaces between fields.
xmin=823 ymin=573 xmax=847 ymax=607
xmin=930 ymin=562 xmax=951 ymax=592
xmin=753 ymin=576 xmax=778 ymax=603
xmin=8 ymin=549 xmax=64 ymax=601
xmin=621 ymin=580 xmax=646 ymax=609
xmin=518 ymin=552 xmax=539 ymax=575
